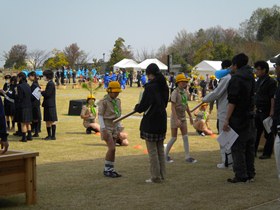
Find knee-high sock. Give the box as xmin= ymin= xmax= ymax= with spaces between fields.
xmin=165 ymin=137 xmax=177 ymax=157
xmin=51 ymin=125 xmax=56 ymax=138
xmin=183 ymin=135 xmax=190 ymax=159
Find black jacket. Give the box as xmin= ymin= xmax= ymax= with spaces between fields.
xmin=30 ymin=82 xmax=41 ymax=107
xmin=255 ymin=74 xmax=277 ymax=112
xmin=135 ymin=79 xmax=169 ymax=134
xmin=16 ymin=81 xmax=32 ymax=109
xmin=42 ymin=80 xmax=56 ymax=108
xmin=227 ymin=65 xmax=255 ymax=131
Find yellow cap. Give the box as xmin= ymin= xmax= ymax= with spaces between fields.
xmin=193 ymin=75 xmax=198 ymax=79
xmin=201 ymin=103 xmax=208 ymax=107
xmin=210 ymin=75 xmax=216 ymax=80
xmin=87 ymin=94 xmax=96 ymax=100
xmin=107 ymin=81 xmax=122 ymax=93
xmin=200 ymin=75 xmax=204 ymax=80
xmin=175 ymin=74 xmax=188 ymax=83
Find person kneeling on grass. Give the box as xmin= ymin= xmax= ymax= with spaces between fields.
xmin=80 ymin=94 xmax=100 ymax=135
xmin=98 ymin=81 xmax=123 ymax=178
xmin=193 ymin=103 xmax=213 ymax=136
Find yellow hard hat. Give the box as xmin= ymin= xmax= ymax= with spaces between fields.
xmin=87 ymin=94 xmax=96 ymax=100
xmin=193 ymin=75 xmax=198 ymax=79
xmin=107 ymin=81 xmax=122 ymax=93
xmin=210 ymin=75 xmax=216 ymax=80
xmin=200 ymin=75 xmax=204 ymax=80
xmin=175 ymin=74 xmax=188 ymax=83
xmin=201 ymin=103 xmax=208 ymax=107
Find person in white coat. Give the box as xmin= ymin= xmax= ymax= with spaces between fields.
xmin=202 ymin=60 xmax=232 ymax=168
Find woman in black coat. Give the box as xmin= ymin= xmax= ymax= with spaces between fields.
xmin=16 ymin=72 xmax=33 ymax=142
xmin=28 ymin=71 xmax=41 ymax=137
xmin=134 ymin=63 xmax=169 ymax=183
xmin=41 ymin=70 xmax=57 ymax=140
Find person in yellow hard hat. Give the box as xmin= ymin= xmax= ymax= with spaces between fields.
xmin=98 ymin=81 xmax=124 ymax=178
xmin=193 ymin=103 xmax=213 ymax=136
xmin=80 ymin=94 xmax=100 ymax=135
xmin=165 ymin=74 xmax=197 ymax=163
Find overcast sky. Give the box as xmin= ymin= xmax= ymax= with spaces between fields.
xmin=0 ymin=0 xmax=279 ymax=67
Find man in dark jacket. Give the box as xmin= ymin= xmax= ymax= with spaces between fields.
xmin=254 ymin=61 xmax=277 ymax=159
xmin=223 ymin=53 xmax=256 ymax=183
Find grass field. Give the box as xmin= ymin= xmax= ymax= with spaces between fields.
xmin=0 ymin=81 xmax=280 ymax=210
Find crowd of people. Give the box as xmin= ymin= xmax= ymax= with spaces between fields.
xmin=0 ymin=70 xmax=57 ymax=149
xmin=1 ymin=53 xmax=280 ymax=184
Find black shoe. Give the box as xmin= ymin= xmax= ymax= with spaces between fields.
xmin=13 ymin=132 xmax=22 ymax=136
xmin=86 ymin=128 xmax=92 ymax=134
xmin=19 ymin=139 xmax=27 ymax=142
xmin=227 ymin=177 xmax=248 ymax=183
xmin=27 ymin=137 xmax=33 ymax=141
xmin=43 ymin=136 xmax=52 ymax=140
xmin=51 ymin=137 xmax=56 ymax=140
xmin=259 ymin=155 xmax=270 ymax=160
xmin=103 ymin=170 xmax=122 ymax=178
xmin=32 ymin=134 xmax=39 ymax=137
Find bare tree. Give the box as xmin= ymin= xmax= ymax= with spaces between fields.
xmin=64 ymin=43 xmax=82 ymax=68
xmin=27 ymin=49 xmax=50 ymax=69
xmin=134 ymin=48 xmax=155 ymax=62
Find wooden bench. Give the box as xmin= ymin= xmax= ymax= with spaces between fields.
xmin=0 ymin=150 xmax=39 ymax=205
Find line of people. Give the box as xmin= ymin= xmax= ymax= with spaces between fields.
xmin=0 ymin=70 xmax=58 ymax=147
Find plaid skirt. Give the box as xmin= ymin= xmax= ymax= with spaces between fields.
xmin=140 ymin=131 xmax=166 ymax=142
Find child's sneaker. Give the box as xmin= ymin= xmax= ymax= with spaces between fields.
xmin=166 ymin=156 xmax=174 ymax=163
xmin=103 ymin=170 xmax=122 ymax=178
xmin=200 ymin=132 xmax=205 ymax=136
xmin=186 ymin=157 xmax=197 ymax=163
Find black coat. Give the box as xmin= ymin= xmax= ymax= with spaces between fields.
xmin=135 ymin=80 xmax=169 ymax=134
xmin=227 ymin=65 xmax=255 ymax=132
xmin=30 ymin=82 xmax=41 ymax=107
xmin=0 ymin=97 xmax=6 ymax=134
xmin=42 ymin=80 xmax=56 ymax=108
xmin=16 ymin=81 xmax=32 ymax=109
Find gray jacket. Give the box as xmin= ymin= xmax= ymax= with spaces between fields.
xmin=202 ymin=73 xmax=231 ymax=122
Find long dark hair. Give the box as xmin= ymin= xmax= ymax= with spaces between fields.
xmin=146 ymin=63 xmax=169 ymax=106
xmin=17 ymin=72 xmax=27 ymax=83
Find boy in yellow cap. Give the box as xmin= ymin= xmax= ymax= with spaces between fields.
xmin=80 ymin=94 xmax=100 ymax=134
xmin=98 ymin=81 xmax=123 ymax=178
xmin=165 ymin=74 xmax=197 ymax=163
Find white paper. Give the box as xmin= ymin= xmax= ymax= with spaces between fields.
xmin=263 ymin=116 xmax=273 ymax=134
xmin=217 ymin=127 xmax=239 ymax=150
xmin=32 ymin=87 xmax=41 ymax=100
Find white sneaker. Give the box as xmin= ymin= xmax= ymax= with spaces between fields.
xmin=217 ymin=163 xmax=226 ymax=169
xmin=145 ymin=179 xmax=153 ymax=183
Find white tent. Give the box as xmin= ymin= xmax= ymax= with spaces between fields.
xmin=193 ymin=60 xmax=222 ymax=78
xmin=138 ymin=59 xmax=168 ymax=70
xmin=113 ymin=59 xmax=140 ymax=72
xmin=267 ymin=54 xmax=280 ymax=71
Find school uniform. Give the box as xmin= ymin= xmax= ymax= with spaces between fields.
xmin=0 ymin=97 xmax=8 ymax=141
xmin=98 ymin=95 xmax=121 ymax=140
xmin=3 ymin=83 xmax=15 ymax=116
xmin=42 ymin=80 xmax=57 ymax=122
xmin=170 ymin=88 xmax=188 ymax=129
xmin=16 ymin=81 xmax=33 ymax=123
xmin=30 ymin=81 xmax=41 ymax=121
xmin=80 ymin=105 xmax=97 ymax=128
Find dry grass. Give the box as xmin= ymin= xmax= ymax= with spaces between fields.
xmin=0 ymin=81 xmax=280 ymax=210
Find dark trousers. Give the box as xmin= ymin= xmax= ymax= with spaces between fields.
xmin=255 ymin=111 xmax=275 ymax=157
xmin=231 ymin=120 xmax=256 ymax=179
